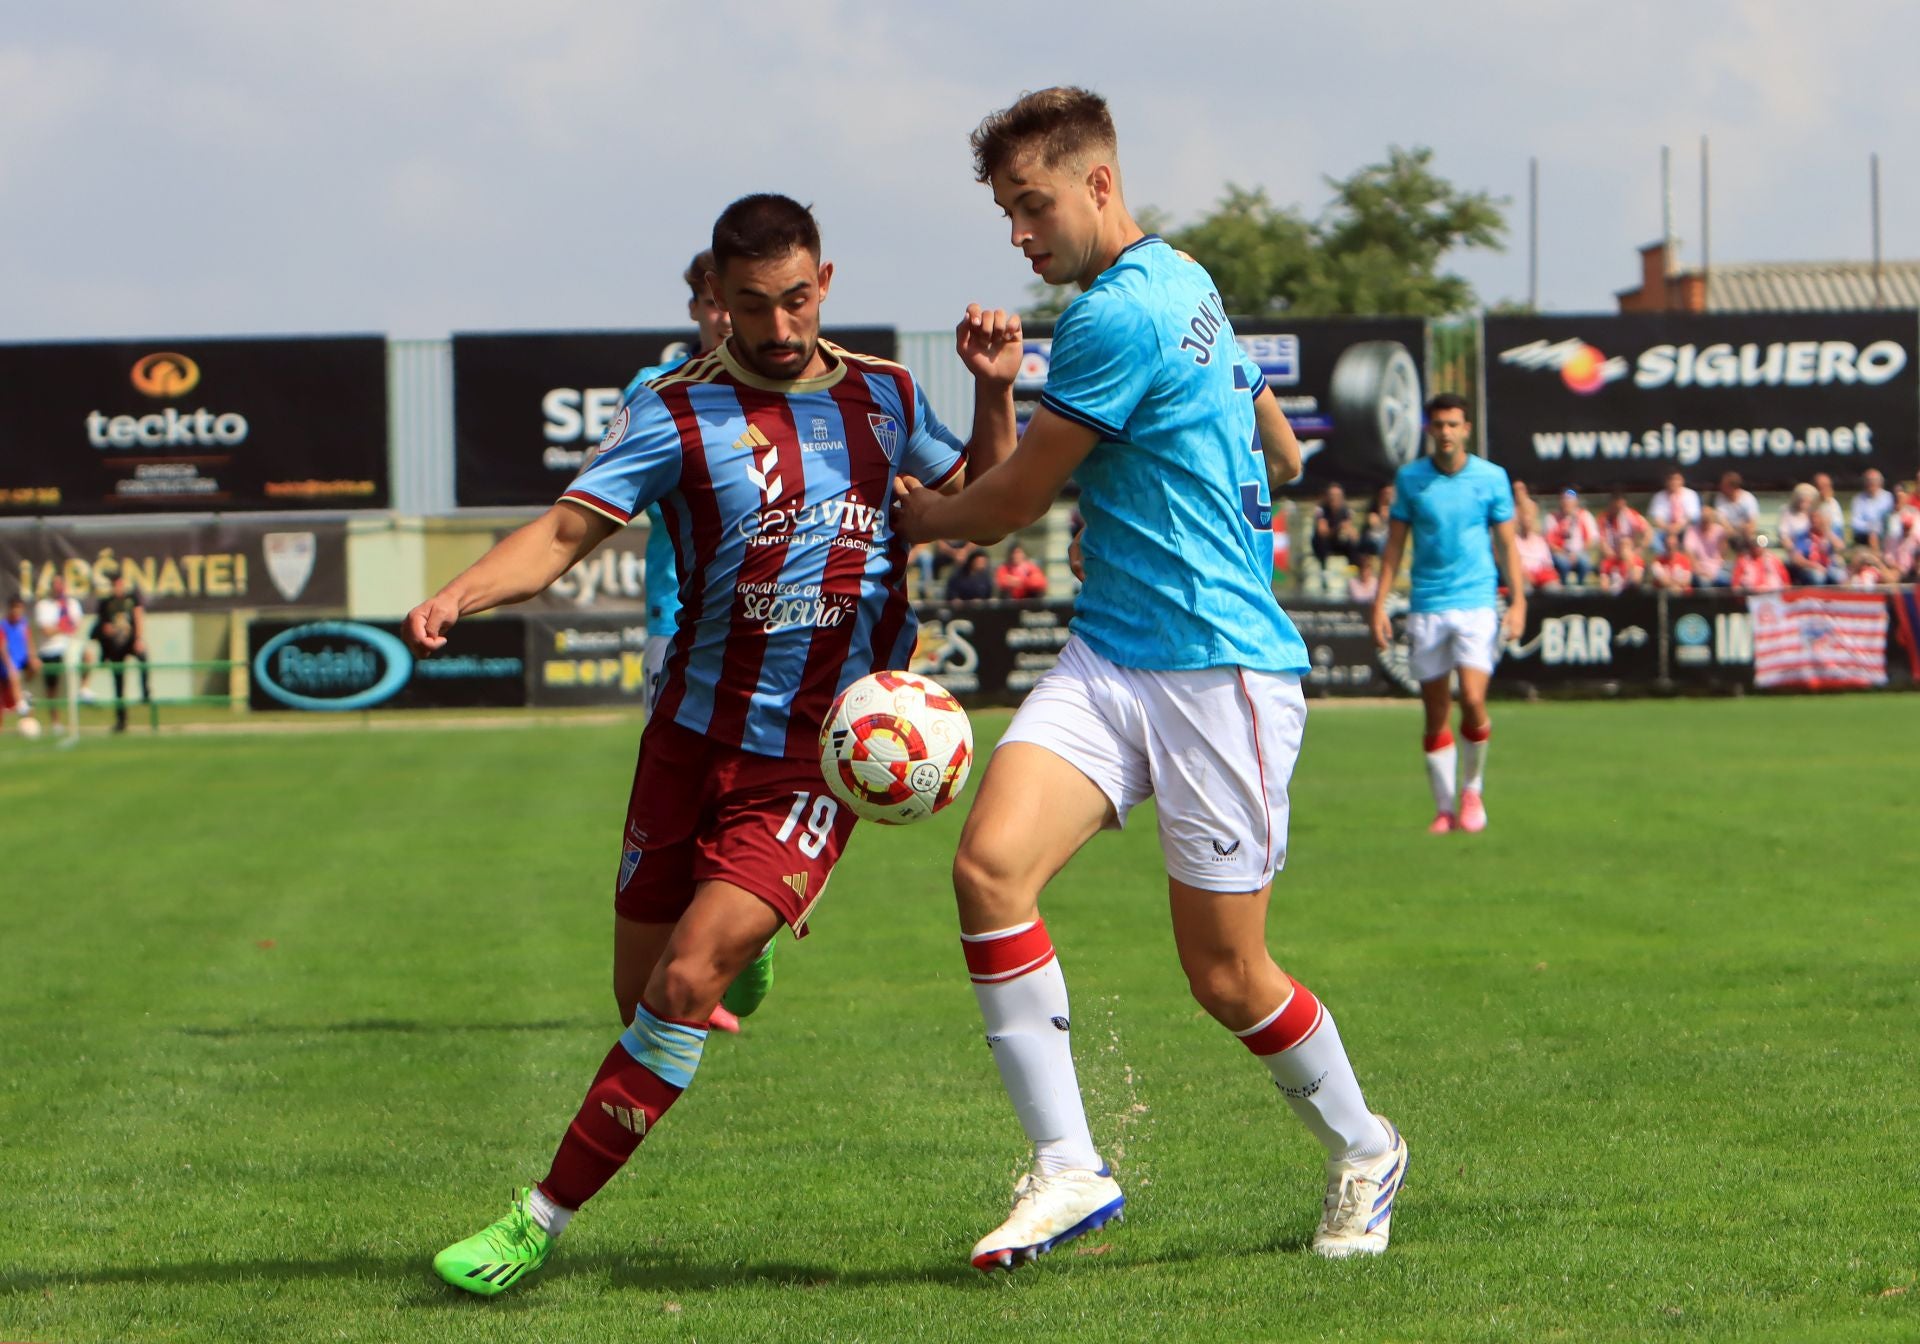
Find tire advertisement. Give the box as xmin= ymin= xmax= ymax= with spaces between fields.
xmin=0 ymin=337 xmax=389 ymax=516
xmin=3 ymin=519 xmax=349 ymax=611
xmin=524 ymin=614 xmax=653 ymax=707
xmin=1484 ymin=312 xmax=1920 ymax=492
xmin=248 ymin=616 xmax=527 ymax=711
xmin=1011 ymin=317 xmax=1427 ymax=493
xmin=452 ymin=327 xmax=899 ymax=508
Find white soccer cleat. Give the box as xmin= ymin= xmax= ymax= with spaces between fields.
xmin=970 ymin=1165 xmax=1125 ymax=1271
xmin=1313 ymin=1115 xmax=1407 ymax=1259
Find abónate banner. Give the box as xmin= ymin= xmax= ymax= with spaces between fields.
xmin=1484 ymin=312 xmax=1920 ymax=492
xmin=453 ymin=328 xmax=899 ymax=508
xmin=1012 ymin=316 xmax=1427 ymax=493
xmin=0 ymin=336 xmax=389 ymax=516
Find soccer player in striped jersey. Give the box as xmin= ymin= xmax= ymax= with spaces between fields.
xmin=1367 ymin=395 xmax=1528 ymax=834
xmin=894 ymin=87 xmax=1406 ymax=1269
xmin=409 ymin=193 xmax=1024 ymax=1295
xmin=617 ymin=248 xmax=769 ymax=1031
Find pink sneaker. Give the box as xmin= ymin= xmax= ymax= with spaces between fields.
xmin=1427 ymin=812 xmax=1456 ymax=835
xmin=1457 ymin=791 xmax=1487 ymax=833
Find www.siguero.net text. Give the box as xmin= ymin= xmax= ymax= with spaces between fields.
xmin=1530 ymin=421 xmax=1877 ymax=467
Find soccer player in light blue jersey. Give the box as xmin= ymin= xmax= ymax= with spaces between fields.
xmin=1368 ymin=395 xmax=1528 ymax=835
xmin=895 ymin=87 xmax=1406 ymax=1269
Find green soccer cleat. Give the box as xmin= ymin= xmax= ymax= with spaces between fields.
xmin=432 ymin=1188 xmax=553 ymax=1296
xmin=721 ymin=939 xmax=777 ymax=1019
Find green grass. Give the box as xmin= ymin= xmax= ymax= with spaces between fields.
xmin=2 ymin=697 xmax=1915 ymax=1343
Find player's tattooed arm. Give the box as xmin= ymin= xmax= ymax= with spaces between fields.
xmin=1252 ymin=386 xmax=1301 ymax=493
xmin=405 ymin=501 xmax=618 ymax=656
xmin=893 ymin=405 xmax=1096 ymax=546
xmin=953 ymin=304 xmax=1023 ymax=490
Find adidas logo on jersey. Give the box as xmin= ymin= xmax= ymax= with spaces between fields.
xmin=782 ymin=872 xmax=810 ymax=900
xmin=600 ymin=1101 xmax=648 ymax=1136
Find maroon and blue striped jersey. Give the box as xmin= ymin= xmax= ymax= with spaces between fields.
xmin=563 ymin=339 xmax=967 ymax=759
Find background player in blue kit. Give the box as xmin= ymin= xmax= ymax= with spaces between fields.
xmin=1368 ymin=394 xmax=1527 ymax=834
xmin=895 ymin=87 xmax=1406 ymax=1270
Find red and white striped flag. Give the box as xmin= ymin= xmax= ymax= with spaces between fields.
xmin=1749 ymin=589 xmax=1888 ymax=690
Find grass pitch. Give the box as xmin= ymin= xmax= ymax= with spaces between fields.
xmin=2 ymin=696 xmax=1915 ymax=1343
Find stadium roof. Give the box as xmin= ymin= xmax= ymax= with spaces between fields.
xmin=1699 ymin=259 xmax=1920 ymax=311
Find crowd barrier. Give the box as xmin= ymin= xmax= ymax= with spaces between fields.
xmin=234 ymin=588 xmax=1919 ymax=715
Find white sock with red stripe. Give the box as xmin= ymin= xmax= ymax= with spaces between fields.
xmin=1423 ymin=729 xmax=1457 ymax=814
xmin=1459 ymin=720 xmax=1490 ymax=795
xmin=1235 ymin=977 xmax=1390 ymax=1163
xmin=961 ymin=919 xmax=1103 ymax=1177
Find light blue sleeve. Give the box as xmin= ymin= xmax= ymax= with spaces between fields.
xmin=1038 ymin=289 xmax=1156 ymax=438
xmin=562 ymin=389 xmax=683 ymax=523
xmin=904 ymin=379 xmax=967 ymax=488
xmin=1488 ymin=466 xmax=1516 ymax=524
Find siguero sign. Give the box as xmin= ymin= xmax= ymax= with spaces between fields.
xmin=252 ymin=620 xmax=413 ymax=711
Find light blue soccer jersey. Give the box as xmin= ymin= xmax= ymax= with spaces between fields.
xmin=1041 ymin=235 xmax=1307 ymax=673
xmin=1389 ymin=455 xmax=1514 ymax=613
xmin=625 ymin=354 xmax=692 ymax=635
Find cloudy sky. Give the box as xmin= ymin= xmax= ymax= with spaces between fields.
xmin=6 ymin=1 xmax=1919 ymax=342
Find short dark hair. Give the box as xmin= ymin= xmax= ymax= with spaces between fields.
xmin=682 ymin=249 xmax=717 ymax=299
xmin=970 ymin=86 xmax=1117 ymax=184
xmin=711 ymin=194 xmax=820 ymax=271
xmin=1425 ymin=392 xmax=1472 ymax=421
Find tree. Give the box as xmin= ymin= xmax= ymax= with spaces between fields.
xmin=1020 ymin=146 xmax=1506 ymax=321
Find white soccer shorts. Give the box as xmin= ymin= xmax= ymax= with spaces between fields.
xmin=998 ymin=635 xmax=1305 ymax=892
xmin=642 ymin=634 xmax=673 ymax=715
xmin=1406 ymin=607 xmax=1501 ymax=684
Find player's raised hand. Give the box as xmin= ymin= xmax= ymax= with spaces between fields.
xmin=405 ymin=592 xmax=460 ymax=657
xmin=891 ymin=473 xmax=940 ymax=543
xmin=955 ymin=304 xmax=1024 ymax=386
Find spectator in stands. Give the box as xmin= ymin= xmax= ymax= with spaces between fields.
xmin=1730 ymin=536 xmax=1790 ymax=592
xmin=1847 ymin=546 xmax=1900 ymax=588
xmin=1511 ymin=480 xmax=1535 ymax=525
xmin=1849 ymin=468 xmax=1896 ymax=551
xmin=1271 ymin=496 xmax=1293 ymax=583
xmin=1788 ymin=512 xmax=1847 ymax=585
xmin=1888 ymin=494 xmax=1920 ymax=580
xmin=1311 ymin=484 xmax=1363 ymax=568
xmin=944 ymin=548 xmax=995 ymax=603
xmin=1346 ymin=551 xmax=1380 ymax=604
xmin=1598 ymin=534 xmax=1647 ymax=594
xmin=2 ymin=596 xmax=36 ymax=691
xmin=1810 ymin=472 xmax=1845 ymax=532
xmin=1646 ymin=470 xmax=1702 ymax=550
xmin=907 ymin=542 xmax=938 ymax=600
xmin=33 ymin=575 xmax=93 ymax=730
xmin=1711 ymin=471 xmax=1761 ymax=544
xmin=1647 ymin=535 xmax=1694 ymax=591
xmin=1360 ymin=484 xmax=1395 ymax=557
xmin=1546 ymin=488 xmax=1600 ymax=587
xmin=993 ymin=544 xmax=1048 ymax=600
xmin=1513 ymin=509 xmax=1558 ymax=591
xmin=1776 ymin=483 xmax=1817 ymax=549
xmin=1599 ymin=492 xmax=1652 ymax=555
xmin=1680 ymin=509 xmax=1731 ymax=588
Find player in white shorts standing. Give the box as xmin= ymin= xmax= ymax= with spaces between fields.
xmin=1368 ymin=393 xmax=1527 ymax=834
xmin=894 ymin=86 xmax=1406 ymax=1270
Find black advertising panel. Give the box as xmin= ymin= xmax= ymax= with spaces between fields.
xmin=500 ymin=521 xmax=652 ymax=613
xmin=1493 ymin=591 xmax=1662 ymax=686
xmin=1290 ymin=602 xmax=1417 ymax=697
xmin=248 ymin=616 xmax=526 ymax=711
xmin=452 ymin=327 xmax=899 ymax=508
xmin=3 ymin=519 xmax=348 ymax=611
xmin=1011 ymin=317 xmax=1427 ymax=493
xmin=1665 ymin=591 xmax=1756 ymax=687
xmin=524 ymin=614 xmax=652 ymax=707
xmin=1484 ymin=312 xmax=1920 ymax=492
xmin=907 ymin=599 xmax=1073 ymax=706
xmin=0 ymin=336 xmax=389 ymax=515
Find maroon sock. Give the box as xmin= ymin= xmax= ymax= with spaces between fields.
xmin=536 ymin=1039 xmax=688 ymax=1211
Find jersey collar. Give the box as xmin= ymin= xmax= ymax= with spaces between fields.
xmin=718 ymin=338 xmax=850 ymax=393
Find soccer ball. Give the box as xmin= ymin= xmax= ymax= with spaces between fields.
xmin=818 ymin=670 xmax=973 ymax=824
xmin=17 ymin=715 xmax=42 ymax=740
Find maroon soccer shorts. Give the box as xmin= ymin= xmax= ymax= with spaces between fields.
xmin=613 ymin=716 xmax=858 ymax=937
